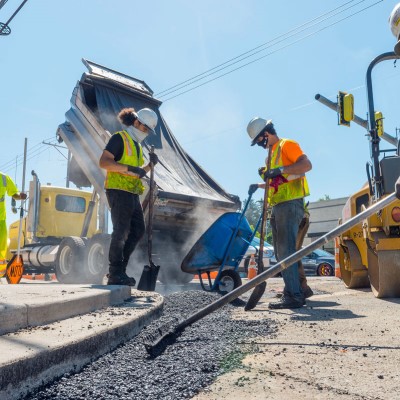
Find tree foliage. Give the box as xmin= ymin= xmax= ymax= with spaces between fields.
xmin=242 ymin=197 xmax=273 ymax=244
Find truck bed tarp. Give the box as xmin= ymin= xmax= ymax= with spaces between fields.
xmin=91 ymin=80 xmax=238 ymax=208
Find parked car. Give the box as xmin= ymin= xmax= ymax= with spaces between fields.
xmin=270 ymin=248 xmax=335 ymax=276
xmin=239 ymin=237 xmax=274 ymax=273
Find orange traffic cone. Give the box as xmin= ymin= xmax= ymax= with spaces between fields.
xmin=247 ymin=254 xmax=258 ymax=280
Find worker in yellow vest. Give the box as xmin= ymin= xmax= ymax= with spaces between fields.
xmin=99 ymin=107 xmax=158 ymax=286
xmin=247 ymin=118 xmax=312 ymax=309
xmin=0 ymin=172 xmax=27 ymax=277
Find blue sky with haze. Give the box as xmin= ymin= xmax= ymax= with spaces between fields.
xmin=1 ymin=0 xmax=399 ymax=226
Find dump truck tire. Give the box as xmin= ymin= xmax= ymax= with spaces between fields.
xmin=85 ymin=234 xmax=110 ymax=284
xmin=55 ymin=236 xmax=86 ymax=284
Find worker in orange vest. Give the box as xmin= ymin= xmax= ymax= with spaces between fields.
xmin=247 ymin=118 xmax=312 ymax=309
xmin=0 ymin=172 xmax=27 ymax=276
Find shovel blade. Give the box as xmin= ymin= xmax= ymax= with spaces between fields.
xmin=137 ymin=264 xmax=160 ymax=291
xmin=244 ymin=281 xmax=267 ymax=311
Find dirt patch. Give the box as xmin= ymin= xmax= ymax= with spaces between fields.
xmin=194 ymin=277 xmax=400 ymax=400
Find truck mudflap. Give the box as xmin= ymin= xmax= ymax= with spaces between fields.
xmin=339 ymin=239 xmax=369 ymax=289
xmin=367 ymin=232 xmax=400 ymax=298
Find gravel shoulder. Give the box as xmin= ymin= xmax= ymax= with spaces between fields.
xmin=194 ymin=277 xmax=400 ymax=400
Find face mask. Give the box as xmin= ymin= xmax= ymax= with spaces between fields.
xmin=256 ymin=136 xmax=268 ymax=149
xmin=126 ymin=126 xmax=148 ymax=143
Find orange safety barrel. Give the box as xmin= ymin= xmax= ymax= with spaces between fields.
xmin=334 ymin=237 xmax=342 ymax=278
xmin=247 ymin=254 xmax=258 ymax=280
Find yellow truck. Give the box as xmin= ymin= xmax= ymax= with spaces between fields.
xmin=316 ymin=51 xmax=400 ymax=298
xmin=8 ymin=172 xmax=100 ymax=283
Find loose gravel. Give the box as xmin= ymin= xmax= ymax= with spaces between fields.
xmin=24 ymin=290 xmax=277 ymax=400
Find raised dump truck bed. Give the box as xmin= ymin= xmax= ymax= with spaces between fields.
xmin=54 ymin=59 xmax=240 ymax=284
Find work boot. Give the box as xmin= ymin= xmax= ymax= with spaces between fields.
xmin=107 ymin=272 xmax=136 ymax=286
xmin=268 ymin=295 xmax=304 ymax=310
xmin=276 ymin=286 xmax=313 ymax=299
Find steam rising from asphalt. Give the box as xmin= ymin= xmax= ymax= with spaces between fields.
xmin=127 ymin=201 xmax=223 ymax=287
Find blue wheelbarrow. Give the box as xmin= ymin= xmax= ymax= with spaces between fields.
xmin=181 ymin=194 xmax=261 ymax=293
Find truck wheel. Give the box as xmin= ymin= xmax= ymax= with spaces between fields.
xmin=55 ymin=236 xmax=86 ymax=284
xmin=85 ymin=234 xmax=110 ymax=284
xmin=317 ymin=262 xmax=334 ymax=276
xmin=217 ymin=270 xmax=242 ymax=294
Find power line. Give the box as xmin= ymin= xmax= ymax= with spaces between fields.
xmin=162 ymin=0 xmax=383 ymax=102
xmin=0 ymin=137 xmax=63 ymax=176
xmin=156 ymin=0 xmax=365 ymax=98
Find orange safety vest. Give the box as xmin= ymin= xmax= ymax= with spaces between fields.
xmin=268 ymin=139 xmax=310 ymax=206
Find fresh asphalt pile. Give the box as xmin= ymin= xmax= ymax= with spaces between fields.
xmin=24 ymin=290 xmax=277 ymax=400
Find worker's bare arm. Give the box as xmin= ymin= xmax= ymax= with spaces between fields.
xmin=99 ymin=150 xmax=150 ymax=177
xmin=283 ymin=155 xmax=312 ymax=175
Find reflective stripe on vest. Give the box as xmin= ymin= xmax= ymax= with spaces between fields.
xmin=0 ymin=174 xmax=6 ymax=202
xmin=105 ymin=131 xmax=145 ymax=194
xmin=268 ymin=139 xmax=310 ymax=206
xmin=1 ymin=174 xmax=6 ymax=187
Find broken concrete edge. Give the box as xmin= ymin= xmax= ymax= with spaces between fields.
xmin=0 ymin=285 xmax=132 ymax=336
xmin=0 ymin=293 xmax=164 ymax=400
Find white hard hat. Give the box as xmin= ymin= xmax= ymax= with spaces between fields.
xmin=389 ymin=3 xmax=400 ymax=55
xmin=136 ymin=108 xmax=158 ymax=134
xmin=247 ymin=117 xmax=272 ymax=146
xmin=389 ymin=3 xmax=400 ymax=38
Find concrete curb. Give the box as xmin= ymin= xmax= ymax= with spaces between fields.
xmin=0 ymin=291 xmax=164 ymax=400
xmin=0 ymin=284 xmax=132 ymax=335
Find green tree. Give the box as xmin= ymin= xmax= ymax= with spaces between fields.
xmin=243 ymin=197 xmax=273 ymax=244
xmin=318 ymin=194 xmax=331 ymax=201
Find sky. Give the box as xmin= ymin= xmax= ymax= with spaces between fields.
xmin=1 ymin=0 xmax=400 ymax=227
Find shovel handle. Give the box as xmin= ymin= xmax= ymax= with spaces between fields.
xmin=257 ymin=145 xmax=272 ymax=272
xmin=147 ymin=145 xmax=155 ymax=265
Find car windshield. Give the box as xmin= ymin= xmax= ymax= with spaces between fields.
xmin=251 ymin=237 xmax=273 ymax=248
xmin=313 ymin=248 xmax=333 ymax=257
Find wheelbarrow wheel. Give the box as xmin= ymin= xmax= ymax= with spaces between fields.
xmin=218 ymin=270 xmax=242 ymax=294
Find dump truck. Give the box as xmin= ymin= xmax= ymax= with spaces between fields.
xmin=8 ymin=59 xmax=240 ymax=285
xmin=316 ymin=51 xmax=400 ymax=298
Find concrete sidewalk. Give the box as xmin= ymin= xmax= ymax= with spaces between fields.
xmin=0 ymin=280 xmax=164 ymax=400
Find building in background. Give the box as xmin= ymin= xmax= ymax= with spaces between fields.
xmin=304 ymin=197 xmax=348 ymax=253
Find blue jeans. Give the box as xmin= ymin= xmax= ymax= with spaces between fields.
xmin=270 ymin=198 xmax=304 ymax=302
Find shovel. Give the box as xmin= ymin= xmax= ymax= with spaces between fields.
xmin=137 ymin=146 xmax=160 ymax=291
xmin=6 ymin=138 xmax=27 ymax=284
xmin=244 ymin=144 xmax=272 ymax=311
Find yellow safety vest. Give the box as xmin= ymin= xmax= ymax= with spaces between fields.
xmin=0 ymin=173 xmax=18 ymax=221
xmin=268 ymin=139 xmax=310 ymax=206
xmin=104 ymin=131 xmax=145 ymax=195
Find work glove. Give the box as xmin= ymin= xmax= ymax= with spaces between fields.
xmin=248 ymin=184 xmax=259 ymax=196
xmin=127 ymin=165 xmax=146 ymax=178
xmin=149 ymin=152 xmax=159 ymax=165
xmin=259 ymin=166 xmax=283 ymax=182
